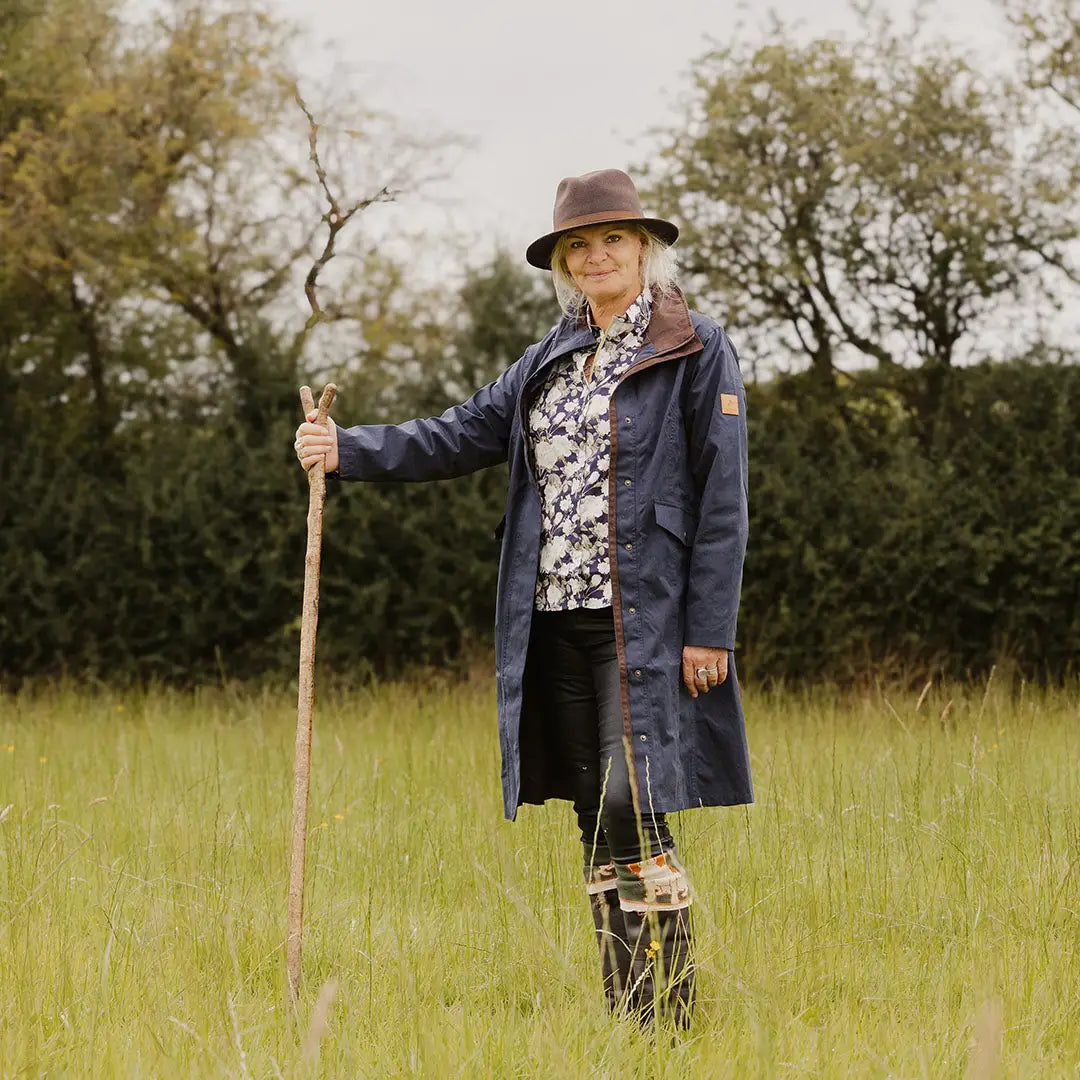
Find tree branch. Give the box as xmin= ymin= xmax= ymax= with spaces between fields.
xmin=294 ymin=90 xmax=398 ymax=338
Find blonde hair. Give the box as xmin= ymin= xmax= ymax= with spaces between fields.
xmin=549 ymin=223 xmax=678 ymax=319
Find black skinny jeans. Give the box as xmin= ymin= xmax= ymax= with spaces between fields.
xmin=530 ymin=606 xmax=674 ymax=868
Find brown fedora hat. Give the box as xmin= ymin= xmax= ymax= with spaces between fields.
xmin=526 ymin=168 xmax=679 ymax=270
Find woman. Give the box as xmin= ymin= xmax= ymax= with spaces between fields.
xmin=294 ymin=169 xmax=752 ymax=1027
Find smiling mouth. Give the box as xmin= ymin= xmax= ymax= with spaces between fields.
xmin=587 ymin=270 xmax=614 ymax=279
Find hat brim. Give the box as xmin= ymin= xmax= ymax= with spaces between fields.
xmin=525 ymin=215 xmax=679 ymax=271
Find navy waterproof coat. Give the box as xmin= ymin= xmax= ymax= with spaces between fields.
xmin=336 ymin=287 xmax=753 ymax=821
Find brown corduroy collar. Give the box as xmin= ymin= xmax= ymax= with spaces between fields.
xmin=552 ymin=286 xmax=702 ymax=372
xmin=644 ymin=286 xmax=701 ymax=359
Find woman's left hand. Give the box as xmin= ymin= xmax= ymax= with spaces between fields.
xmin=681 ymin=646 xmax=728 ymax=699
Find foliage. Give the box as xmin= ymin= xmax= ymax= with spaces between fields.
xmin=1005 ymin=0 xmax=1080 ymax=112
xmin=0 ymin=0 xmax=307 ymax=432
xmin=4 ymin=346 xmax=1077 ymax=685
xmin=643 ymin=11 xmax=1080 ymax=382
xmin=0 ymin=250 xmax=557 ymax=684
xmin=1 ymin=0 xmax=1078 ymax=687
xmin=740 ymin=356 xmax=1080 ymax=682
xmin=0 ymin=0 xmax=477 ymax=684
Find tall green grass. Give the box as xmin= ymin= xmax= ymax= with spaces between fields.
xmin=1 ymin=677 xmax=1078 ymax=1078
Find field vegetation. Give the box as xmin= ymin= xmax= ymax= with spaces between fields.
xmin=2 ymin=676 xmax=1077 ymax=1078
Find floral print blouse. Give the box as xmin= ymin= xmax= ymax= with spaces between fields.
xmin=528 ymin=290 xmax=651 ymax=611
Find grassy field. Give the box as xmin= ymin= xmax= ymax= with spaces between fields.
xmin=1 ymin=675 xmax=1078 ymax=1079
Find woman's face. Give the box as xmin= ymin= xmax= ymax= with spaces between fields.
xmin=562 ymin=224 xmax=644 ymax=310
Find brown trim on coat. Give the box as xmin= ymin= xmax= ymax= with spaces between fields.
xmin=606 ymin=287 xmax=704 ymax=789
xmin=643 ymin=286 xmax=700 ymax=359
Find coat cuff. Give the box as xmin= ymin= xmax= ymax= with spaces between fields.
xmin=335 ymin=425 xmax=368 ymax=481
xmin=685 ymin=604 xmax=737 ymax=651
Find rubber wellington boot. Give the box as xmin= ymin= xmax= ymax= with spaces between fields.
xmin=589 ymin=885 xmax=633 ymax=1013
xmin=622 ymin=905 xmax=695 ymax=1028
xmin=616 ymin=851 xmax=695 ymax=1028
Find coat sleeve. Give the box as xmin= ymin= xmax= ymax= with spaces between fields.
xmin=683 ymin=325 xmax=749 ymax=650
xmin=335 ymin=354 xmax=527 ymax=482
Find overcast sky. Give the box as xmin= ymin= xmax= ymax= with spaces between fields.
xmin=269 ymin=0 xmax=1010 ymax=264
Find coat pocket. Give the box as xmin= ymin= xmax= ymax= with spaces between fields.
xmin=654 ymin=501 xmax=696 ymax=546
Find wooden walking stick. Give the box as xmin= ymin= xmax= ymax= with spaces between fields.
xmin=287 ymin=381 xmax=337 ymax=1003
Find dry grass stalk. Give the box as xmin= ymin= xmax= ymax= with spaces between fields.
xmin=915 ymin=678 xmax=934 ymax=712
xmin=302 ymin=978 xmax=339 ymax=1065
xmin=966 ymin=998 xmax=1003 ymax=1080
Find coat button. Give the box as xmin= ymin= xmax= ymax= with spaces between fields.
xmin=624 ymin=479 xmax=632 ymax=486
xmin=633 ymin=669 xmax=642 ymax=678
xmin=624 ymin=543 xmax=632 ymax=551
xmin=628 ymin=606 xmax=636 ymax=614
xmin=639 ymin=734 xmax=647 ymax=742
xmin=624 ymin=417 xmax=631 ymax=424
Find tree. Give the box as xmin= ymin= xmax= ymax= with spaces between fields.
xmin=0 ymin=0 xmax=460 ymax=683
xmin=1005 ymin=0 xmax=1080 ymax=111
xmin=1001 ymin=0 xmax=1080 ymax=291
xmin=643 ymin=12 xmax=1079 ymax=389
xmin=0 ymin=0 xmax=452 ymax=437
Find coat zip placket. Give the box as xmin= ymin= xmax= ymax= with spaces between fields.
xmin=606 ymin=333 xmax=702 ymax=759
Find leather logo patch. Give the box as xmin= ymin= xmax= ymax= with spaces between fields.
xmin=720 ymin=393 xmax=740 ymax=416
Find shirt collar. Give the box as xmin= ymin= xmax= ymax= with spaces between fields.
xmin=588 ymin=288 xmax=651 ymax=343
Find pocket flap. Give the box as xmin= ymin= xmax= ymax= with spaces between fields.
xmin=654 ymin=501 xmax=696 ymax=546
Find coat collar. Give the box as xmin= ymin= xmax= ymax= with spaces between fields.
xmin=643 ymin=285 xmax=701 ymax=358
xmin=545 ymin=285 xmax=701 ymax=367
